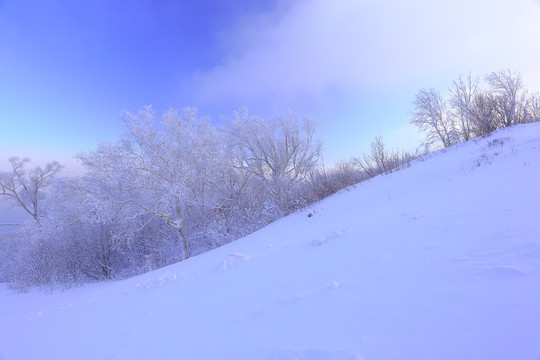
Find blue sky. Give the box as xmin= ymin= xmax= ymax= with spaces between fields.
xmin=2 ymin=0 xmax=540 ymax=171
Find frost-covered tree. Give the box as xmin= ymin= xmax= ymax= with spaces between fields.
xmin=77 ymin=106 xmax=226 ymax=260
xmin=485 ymin=70 xmax=527 ymax=127
xmin=413 ymin=70 xmax=536 ymax=140
xmin=226 ymin=109 xmax=321 ymax=183
xmin=0 ymin=157 xmax=63 ymax=226
xmin=410 ymin=88 xmax=457 ymax=148
xmin=225 ymin=109 xmax=322 ymax=215
xmin=449 ymin=72 xmax=479 ymax=141
xmin=528 ymin=93 xmax=540 ymax=123
xmin=470 ymin=91 xmax=499 ymax=136
xmin=3 ymin=107 xmax=335 ymax=288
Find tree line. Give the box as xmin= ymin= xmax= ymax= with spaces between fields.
xmin=411 ymin=70 xmax=540 ymax=148
xmin=1 ymin=107 xmax=368 ymax=290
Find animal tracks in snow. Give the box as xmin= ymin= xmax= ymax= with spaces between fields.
xmin=454 ymin=241 xmax=540 ymax=280
xmin=472 ymin=265 xmax=525 ymax=278
xmin=252 ymin=292 xmax=308 ymax=317
xmin=124 ymin=271 xmax=193 ymax=293
xmin=250 ymin=280 xmax=345 ymax=319
xmin=312 ymin=229 xmax=351 ymax=247
xmin=219 ymin=253 xmax=249 ymax=271
xmin=402 ymin=212 xmax=422 ymax=220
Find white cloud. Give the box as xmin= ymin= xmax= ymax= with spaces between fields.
xmin=196 ymin=0 xmax=540 ymax=101
xmin=191 ymin=0 xmax=540 ymax=161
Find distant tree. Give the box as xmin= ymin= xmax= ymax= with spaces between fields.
xmin=353 ymin=135 xmax=411 ymax=179
xmin=368 ymin=136 xmax=398 ymax=174
xmin=410 ymin=88 xmax=456 ymax=148
xmin=353 ymin=152 xmax=376 ymax=179
xmin=449 ymin=72 xmax=479 ymax=141
xmin=485 ymin=70 xmax=527 ymax=127
xmin=527 ymin=93 xmax=540 ymax=123
xmin=470 ymin=91 xmax=499 ymax=136
xmin=306 ymin=160 xmax=365 ymax=200
xmin=0 ymin=157 xmax=62 ymax=226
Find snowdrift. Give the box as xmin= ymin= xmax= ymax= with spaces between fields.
xmin=1 ymin=123 xmax=540 ymax=360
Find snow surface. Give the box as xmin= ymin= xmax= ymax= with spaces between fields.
xmin=2 ymin=123 xmax=540 ymax=360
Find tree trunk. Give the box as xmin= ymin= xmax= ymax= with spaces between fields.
xmin=167 ymin=217 xmax=191 ymax=259
xmin=178 ymin=224 xmax=191 ymax=259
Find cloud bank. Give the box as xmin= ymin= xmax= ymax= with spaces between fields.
xmin=190 ymin=0 xmax=540 ymax=161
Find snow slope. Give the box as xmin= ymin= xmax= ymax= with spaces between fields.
xmin=1 ymin=123 xmax=540 ymax=360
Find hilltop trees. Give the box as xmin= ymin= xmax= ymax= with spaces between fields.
xmin=412 ymin=70 xmax=536 ymax=147
xmin=449 ymin=72 xmax=479 ymax=141
xmin=529 ymin=93 xmax=540 ymax=123
xmin=469 ymin=91 xmax=499 ymax=136
xmin=411 ymin=88 xmax=457 ymax=148
xmin=485 ymin=70 xmax=527 ymax=128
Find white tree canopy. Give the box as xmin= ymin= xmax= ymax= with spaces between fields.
xmin=226 ymin=108 xmax=322 ymax=183
xmin=77 ymin=106 xmax=225 ymax=259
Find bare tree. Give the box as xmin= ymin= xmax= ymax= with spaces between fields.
xmin=526 ymin=93 xmax=540 ymax=123
xmin=0 ymin=157 xmax=63 ymax=225
xmin=449 ymin=72 xmax=479 ymax=141
xmin=470 ymin=92 xmax=499 ymax=136
xmin=485 ymin=69 xmax=527 ymax=127
xmin=410 ymin=88 xmax=456 ymax=148
xmin=353 ymin=153 xmax=376 ymax=179
xmin=369 ymin=136 xmax=394 ymax=174
xmin=353 ymin=136 xmax=407 ymax=178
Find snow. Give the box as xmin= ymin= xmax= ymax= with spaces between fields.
xmin=219 ymin=253 xmax=249 ymax=271
xmin=2 ymin=123 xmax=540 ymax=360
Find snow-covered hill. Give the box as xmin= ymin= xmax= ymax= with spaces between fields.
xmin=2 ymin=123 xmax=540 ymax=360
